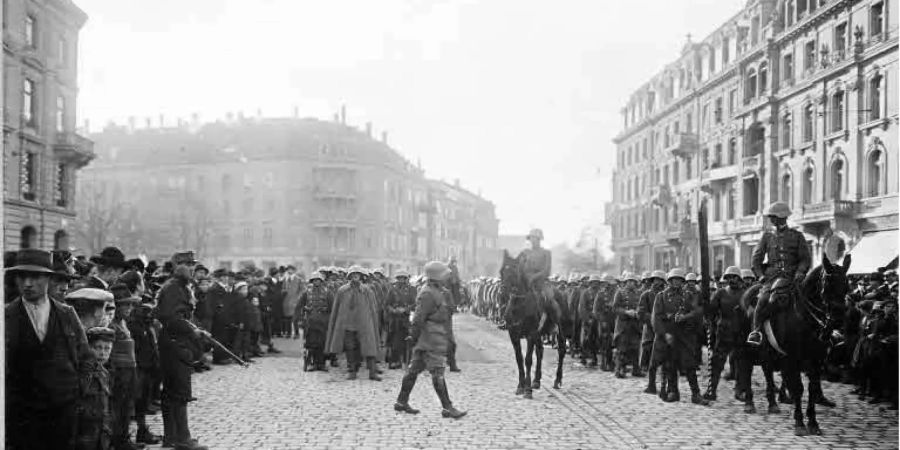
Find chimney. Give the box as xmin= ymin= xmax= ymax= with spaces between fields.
xmin=340 ymin=105 xmax=346 ymax=125
xmin=365 ymin=122 xmax=372 ymax=137
xmin=127 ymin=116 xmax=135 ymax=131
xmin=381 ymin=131 xmax=388 ymax=145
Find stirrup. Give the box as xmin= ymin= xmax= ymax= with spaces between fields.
xmin=746 ymin=331 xmax=762 ymax=346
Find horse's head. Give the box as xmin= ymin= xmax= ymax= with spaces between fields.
xmin=820 ymin=253 xmax=852 ymax=304
xmin=499 ymin=250 xmax=521 ymax=290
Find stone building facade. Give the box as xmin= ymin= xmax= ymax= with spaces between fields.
xmin=2 ymin=0 xmax=93 ymax=252
xmin=608 ymin=0 xmax=898 ymax=277
xmin=77 ymin=117 xmax=499 ymax=278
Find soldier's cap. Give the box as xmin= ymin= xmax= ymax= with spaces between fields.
xmin=86 ymin=327 xmax=116 ymax=343
xmin=111 ymin=283 xmax=140 ymax=304
xmin=65 ymin=288 xmax=114 ymax=304
xmin=394 ymin=269 xmax=410 ymax=279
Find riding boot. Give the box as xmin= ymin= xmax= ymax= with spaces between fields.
xmin=644 ymin=366 xmax=657 ymax=394
xmin=394 ymin=371 xmax=420 ymax=414
xmin=432 ymin=370 xmax=467 ymax=419
xmin=664 ymin=367 xmax=679 ymax=402
xmin=366 ymin=357 xmax=382 ymax=381
xmin=747 ymin=297 xmax=769 ymax=346
xmin=687 ymin=370 xmax=710 ymax=406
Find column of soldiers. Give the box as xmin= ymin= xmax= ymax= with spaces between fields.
xmin=467 ymin=202 xmax=898 ymax=411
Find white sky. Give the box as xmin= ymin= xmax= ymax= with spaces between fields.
xmin=76 ymin=0 xmax=746 ymax=248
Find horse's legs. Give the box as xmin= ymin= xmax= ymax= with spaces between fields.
xmin=533 ymin=338 xmax=544 ymax=389
xmin=737 ymin=352 xmax=756 ymax=413
xmin=554 ymin=329 xmax=566 ymax=389
xmin=763 ymin=363 xmax=780 ymax=414
xmin=510 ymin=334 xmax=525 ymax=395
xmin=524 ymin=339 xmax=535 ymax=399
xmin=806 ymin=378 xmax=821 ymax=435
xmin=784 ymin=362 xmax=807 ymax=436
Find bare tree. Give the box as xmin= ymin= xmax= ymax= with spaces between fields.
xmin=73 ymin=177 xmax=128 ymax=256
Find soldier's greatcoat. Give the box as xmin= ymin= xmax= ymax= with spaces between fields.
xmin=651 ymin=286 xmax=703 ymax=370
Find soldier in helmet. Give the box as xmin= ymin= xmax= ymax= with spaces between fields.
xmin=515 ymin=228 xmax=561 ymax=331
xmin=640 ymin=270 xmax=667 ymax=393
xmin=612 ymin=273 xmax=643 ymax=378
xmin=747 ymin=202 xmax=811 ymax=346
xmin=703 ymin=266 xmax=746 ymax=401
xmin=741 ymin=269 xmax=757 ymax=289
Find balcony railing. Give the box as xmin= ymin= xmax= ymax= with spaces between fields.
xmin=735 ymin=215 xmax=763 ymax=231
xmin=800 ymin=199 xmax=857 ymax=222
xmin=53 ymin=131 xmax=95 ymax=168
xmin=703 ymin=163 xmax=739 ymax=183
xmin=664 ymin=133 xmax=699 ymax=158
xmin=742 ymin=154 xmax=761 ymax=169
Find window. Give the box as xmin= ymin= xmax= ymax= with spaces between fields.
xmin=781 ymin=114 xmax=792 ymax=149
xmin=783 ymin=55 xmax=793 ymax=83
xmin=781 ymin=173 xmax=793 ymax=208
xmin=830 ymin=159 xmax=845 ymax=200
xmin=58 ymin=37 xmax=67 ymax=66
xmin=715 ymin=97 xmax=723 ymax=124
xmin=759 ymin=62 xmax=768 ymax=93
xmin=55 ymin=163 xmax=67 ymax=207
xmin=673 ymin=160 xmax=679 ymax=185
xmin=702 ymin=104 xmax=709 ymax=129
xmin=54 ymin=230 xmax=69 ymax=251
xmin=21 ymin=151 xmax=36 ymax=200
xmin=686 ymin=156 xmax=693 ymax=179
xmin=728 ymin=138 xmax=737 ymax=165
xmin=743 ymin=175 xmax=760 ymax=216
xmin=714 ymin=143 xmax=723 ymax=167
xmin=870 ymin=75 xmax=883 ymax=120
xmin=642 ymin=138 xmax=648 ymax=158
xmin=685 ymin=113 xmax=693 ymax=133
xmin=804 ymin=41 xmax=816 ymax=71
xmin=871 ymin=2 xmax=885 ymax=38
xmin=728 ymin=89 xmax=736 ymax=114
xmin=243 ymin=228 xmax=253 ymax=245
xmin=713 ymin=192 xmax=721 ymax=221
xmin=867 ymin=150 xmax=885 ymax=197
xmin=25 ymin=15 xmax=35 ymax=48
xmin=56 ymin=96 xmax=65 ymax=132
xmin=722 ymin=36 xmax=730 ymax=64
xmin=803 ymin=166 xmax=815 ymax=204
xmin=263 ymin=228 xmax=273 ymax=247
xmin=831 ymin=90 xmax=844 ymax=132
xmin=23 ymin=78 xmax=36 ymax=127
xmin=727 ymin=188 xmax=736 ymax=220
xmin=746 ymin=69 xmax=758 ymax=100
xmin=709 ymin=47 xmax=717 ymax=75
xmin=663 ymin=127 xmax=670 ymax=148
xmin=20 ymin=226 xmax=37 ymax=249
xmin=835 ymin=23 xmax=848 ymax=59
xmin=786 ymin=1 xmax=795 ymax=26
xmin=702 ymin=147 xmax=710 ymax=170
xmin=803 ymin=104 xmax=815 ymax=141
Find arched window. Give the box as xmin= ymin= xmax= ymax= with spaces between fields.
xmin=746 ymin=69 xmax=758 ymax=100
xmin=867 ymin=149 xmax=885 ymax=197
xmin=53 ymin=230 xmax=69 ymax=251
xmin=781 ymin=172 xmax=793 ymax=208
xmin=870 ymin=75 xmax=883 ymax=121
xmin=803 ymin=165 xmax=815 ymax=204
xmin=831 ymin=89 xmax=845 ymax=132
xmin=20 ymin=226 xmax=37 ymax=249
xmin=759 ymin=62 xmax=768 ymax=93
xmin=830 ymin=158 xmax=845 ymax=200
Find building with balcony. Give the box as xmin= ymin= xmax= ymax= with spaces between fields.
xmin=609 ymin=0 xmax=898 ymax=277
xmin=2 ymin=0 xmax=93 ymax=251
xmin=77 ymin=116 xmax=499 ymax=278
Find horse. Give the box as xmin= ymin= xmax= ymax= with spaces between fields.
xmin=731 ymin=288 xmax=782 ymax=414
xmin=747 ymin=254 xmax=851 ymax=436
xmin=499 ymin=250 xmax=566 ymax=398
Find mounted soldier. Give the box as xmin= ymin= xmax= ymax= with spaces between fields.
xmin=747 ymin=202 xmax=812 ymax=346
xmin=516 ymin=229 xmax=560 ymax=332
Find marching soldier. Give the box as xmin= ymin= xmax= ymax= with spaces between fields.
xmin=704 ymin=266 xmax=745 ymax=401
xmin=595 ymin=274 xmax=617 ymax=372
xmin=579 ymin=275 xmax=603 ymax=366
xmin=651 ymin=268 xmax=709 ymax=406
xmin=640 ymin=270 xmax=666 ymax=394
xmin=747 ymin=202 xmax=812 ymax=346
xmin=612 ymin=273 xmax=643 ymax=378
xmin=393 ymin=261 xmax=467 ymax=419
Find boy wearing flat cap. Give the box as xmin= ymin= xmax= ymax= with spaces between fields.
xmin=76 ymin=327 xmax=116 ymax=450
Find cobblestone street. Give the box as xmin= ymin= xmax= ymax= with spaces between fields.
xmin=145 ymin=314 xmax=898 ymax=450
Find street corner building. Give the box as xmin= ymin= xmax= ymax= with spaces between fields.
xmin=75 ymin=113 xmax=500 ymax=278
xmin=607 ymin=0 xmax=898 ymax=277
xmin=3 ymin=0 xmax=94 ymax=252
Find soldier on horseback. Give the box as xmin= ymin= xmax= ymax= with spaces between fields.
xmin=517 ymin=228 xmax=561 ymax=331
xmin=747 ymin=202 xmax=812 ymax=346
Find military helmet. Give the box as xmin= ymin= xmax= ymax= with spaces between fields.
xmin=723 ymin=266 xmax=742 ymax=279
xmin=765 ymin=201 xmax=792 ymax=219
xmin=603 ymin=274 xmax=617 ymax=284
xmin=741 ymin=269 xmax=756 ymax=280
xmin=650 ymin=270 xmax=667 ymax=281
xmin=347 ymin=265 xmax=365 ymax=276
xmin=527 ymin=228 xmax=544 ymax=240
xmin=623 ymin=272 xmax=640 ymax=283
xmin=588 ymin=274 xmax=602 ymax=283
xmin=308 ymin=272 xmax=324 ymax=282
xmin=641 ymin=271 xmax=651 ymax=280
xmin=666 ymin=268 xmax=686 ymax=281
xmin=685 ymin=273 xmax=698 ymax=282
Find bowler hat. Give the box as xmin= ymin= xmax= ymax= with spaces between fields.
xmin=90 ymin=247 xmax=128 ymax=269
xmin=126 ymin=258 xmax=146 ymax=273
xmin=111 ymin=283 xmax=140 ymax=304
xmin=5 ymin=249 xmax=55 ymax=275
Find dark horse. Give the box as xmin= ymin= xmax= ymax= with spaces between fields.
xmin=742 ymin=254 xmax=850 ymax=436
xmin=499 ymin=250 xmax=565 ymax=398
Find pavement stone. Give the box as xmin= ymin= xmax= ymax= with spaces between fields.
xmin=138 ymin=313 xmax=898 ymax=449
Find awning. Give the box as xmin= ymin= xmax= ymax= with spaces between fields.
xmin=848 ymin=231 xmax=899 ymax=275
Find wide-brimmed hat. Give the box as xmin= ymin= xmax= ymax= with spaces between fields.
xmin=5 ymin=249 xmax=55 ymax=275
xmin=111 ymin=283 xmax=140 ymax=304
xmin=90 ymin=247 xmax=128 ymax=269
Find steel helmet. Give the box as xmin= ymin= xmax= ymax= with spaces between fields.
xmin=308 ymin=272 xmax=324 ymax=282
xmin=588 ymin=274 xmax=602 ymax=283
xmin=685 ymin=273 xmax=698 ymax=282
xmin=723 ymin=266 xmax=742 ymax=278
xmin=603 ymin=274 xmax=618 ymax=284
xmin=347 ymin=265 xmax=365 ymax=276
xmin=650 ymin=270 xmax=667 ymax=281
xmin=666 ymin=268 xmax=686 ymax=281
xmin=741 ymin=269 xmax=756 ymax=280
xmin=641 ymin=271 xmax=651 ymax=280
xmin=765 ymin=201 xmax=792 ymax=219
xmin=394 ymin=269 xmax=410 ymax=279
xmin=624 ymin=272 xmax=640 ymax=282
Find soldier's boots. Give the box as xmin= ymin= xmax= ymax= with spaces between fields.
xmin=442 ymin=407 xmax=468 ymax=419
xmin=394 ymin=402 xmax=420 ymax=414
xmin=367 ymin=358 xmax=382 ymax=381
xmin=686 ymin=371 xmax=710 ymax=406
xmin=136 ymin=427 xmax=161 ymax=445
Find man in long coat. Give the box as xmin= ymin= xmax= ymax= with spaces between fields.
xmin=325 ymin=266 xmax=382 ymax=381
xmin=639 ymin=270 xmax=666 ymax=394
xmin=612 ymin=273 xmax=643 ymax=378
xmin=282 ymin=266 xmax=305 ymax=339
xmin=384 ymin=270 xmax=417 ymax=369
xmin=704 ymin=266 xmax=746 ymax=401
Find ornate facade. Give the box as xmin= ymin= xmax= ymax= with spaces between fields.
xmin=609 ymin=0 xmax=897 ymax=277
xmin=2 ymin=0 xmax=93 ymax=251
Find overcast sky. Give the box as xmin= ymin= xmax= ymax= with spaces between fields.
xmin=76 ymin=0 xmax=745 ymax=249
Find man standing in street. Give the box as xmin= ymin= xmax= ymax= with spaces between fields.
xmin=384 ymin=270 xmax=417 ymax=369
xmin=394 ymin=261 xmax=467 ymax=419
xmin=445 ymin=258 xmax=462 ymax=372
xmin=156 ymin=251 xmax=209 ymax=450
xmin=5 ymin=249 xmax=94 ymax=450
xmin=325 ymin=266 xmax=382 ymax=381
xmin=640 ymin=270 xmax=666 ymax=394
xmin=282 ymin=266 xmax=304 ymax=339
xmin=704 ymin=266 xmax=745 ymax=401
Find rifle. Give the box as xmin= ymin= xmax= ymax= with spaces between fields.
xmin=184 ymin=320 xmax=250 ymax=368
